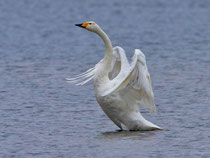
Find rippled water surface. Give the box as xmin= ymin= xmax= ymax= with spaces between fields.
xmin=0 ymin=0 xmax=210 ymax=157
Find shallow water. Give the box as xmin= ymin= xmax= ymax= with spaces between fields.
xmin=0 ymin=0 xmax=210 ymax=157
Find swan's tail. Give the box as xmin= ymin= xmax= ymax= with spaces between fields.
xmin=142 ymin=121 xmax=163 ymax=130
xmin=66 ymin=67 xmax=95 ymax=86
xmin=125 ymin=112 xmax=163 ymax=131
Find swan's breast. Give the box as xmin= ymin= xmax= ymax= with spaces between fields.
xmin=96 ymin=92 xmax=126 ymax=114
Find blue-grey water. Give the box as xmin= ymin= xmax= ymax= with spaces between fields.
xmin=0 ymin=0 xmax=210 ymax=157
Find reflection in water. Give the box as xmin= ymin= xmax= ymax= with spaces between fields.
xmin=98 ymin=130 xmax=157 ymax=140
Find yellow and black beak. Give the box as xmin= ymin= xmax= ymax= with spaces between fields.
xmin=75 ymin=23 xmax=84 ymax=28
xmin=75 ymin=22 xmax=89 ymax=28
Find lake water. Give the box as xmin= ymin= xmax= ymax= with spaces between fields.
xmin=0 ymin=0 xmax=210 ymax=157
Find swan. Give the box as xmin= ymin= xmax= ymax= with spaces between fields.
xmin=67 ymin=21 xmax=162 ymax=131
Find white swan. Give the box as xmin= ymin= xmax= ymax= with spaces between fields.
xmin=67 ymin=21 xmax=162 ymax=131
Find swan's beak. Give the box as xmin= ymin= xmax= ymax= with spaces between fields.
xmin=75 ymin=23 xmax=84 ymax=28
xmin=75 ymin=22 xmax=88 ymax=28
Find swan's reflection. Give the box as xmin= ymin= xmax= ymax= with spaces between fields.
xmin=98 ymin=130 xmax=158 ymax=140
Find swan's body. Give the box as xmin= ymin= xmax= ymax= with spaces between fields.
xmin=67 ymin=21 xmax=162 ymax=131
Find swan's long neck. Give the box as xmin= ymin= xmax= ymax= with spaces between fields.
xmin=95 ymin=27 xmax=113 ymax=73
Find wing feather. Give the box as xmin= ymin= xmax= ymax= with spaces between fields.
xmin=102 ymin=48 xmax=156 ymax=112
xmin=109 ymin=46 xmax=130 ymax=79
xmin=101 ymin=46 xmax=131 ymax=96
xmin=66 ymin=67 xmax=95 ymax=85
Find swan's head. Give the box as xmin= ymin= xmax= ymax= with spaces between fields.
xmin=75 ymin=21 xmax=98 ymax=32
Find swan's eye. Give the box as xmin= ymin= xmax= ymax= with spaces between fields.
xmin=89 ymin=23 xmax=92 ymax=25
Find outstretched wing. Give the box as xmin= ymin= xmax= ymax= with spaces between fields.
xmin=109 ymin=46 xmax=130 ymax=80
xmin=102 ymin=48 xmax=156 ymax=112
xmin=101 ymin=46 xmax=133 ymax=96
xmin=128 ymin=49 xmax=156 ymax=112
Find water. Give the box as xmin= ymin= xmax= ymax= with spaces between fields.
xmin=0 ymin=0 xmax=210 ymax=157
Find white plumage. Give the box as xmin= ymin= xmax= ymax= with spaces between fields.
xmin=67 ymin=21 xmax=162 ymax=131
